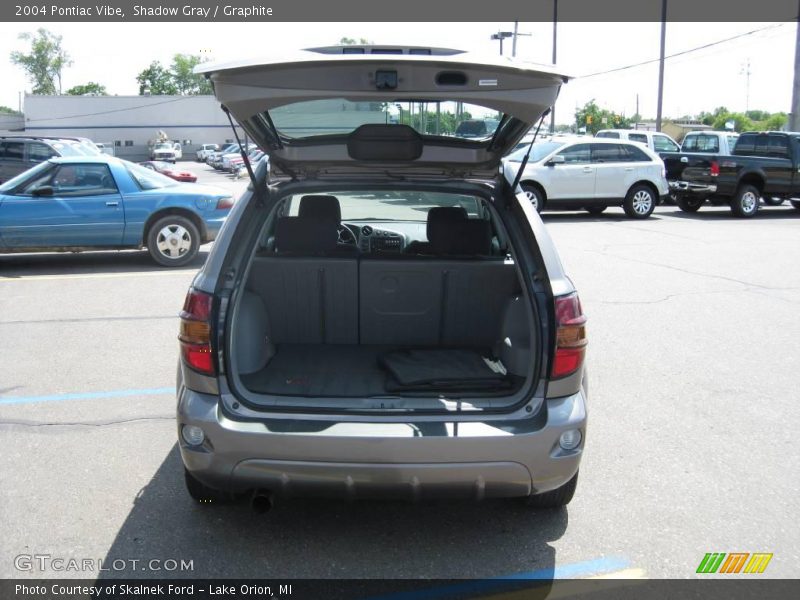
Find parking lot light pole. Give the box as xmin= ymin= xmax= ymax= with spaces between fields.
xmin=491 ymin=31 xmax=513 ymax=56
xmin=656 ymin=0 xmax=667 ymax=132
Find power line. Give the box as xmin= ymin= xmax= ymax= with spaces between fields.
xmin=577 ymin=22 xmax=787 ymax=80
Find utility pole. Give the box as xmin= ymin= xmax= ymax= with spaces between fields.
xmin=656 ymin=0 xmax=667 ymax=132
xmin=512 ymin=21 xmax=519 ymax=57
xmin=740 ymin=58 xmax=751 ymax=113
xmin=635 ymin=93 xmax=639 ymax=129
xmin=791 ymin=3 xmax=800 ymax=131
xmin=550 ymin=0 xmax=558 ymax=133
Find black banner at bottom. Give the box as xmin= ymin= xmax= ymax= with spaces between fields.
xmin=2 ymin=578 xmax=798 ymax=600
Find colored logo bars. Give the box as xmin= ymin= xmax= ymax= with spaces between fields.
xmin=696 ymin=552 xmax=773 ymax=574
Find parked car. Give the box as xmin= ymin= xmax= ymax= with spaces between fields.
xmin=196 ymin=143 xmax=220 ymax=162
xmin=506 ymin=137 xmax=668 ymax=218
xmin=664 ymin=131 xmax=800 ymax=217
xmin=150 ymin=141 xmax=179 ymax=163
xmin=224 ymin=148 xmax=263 ymax=173
xmin=176 ymin=47 xmax=587 ymax=511
xmin=680 ymin=131 xmax=739 ymax=155
xmin=206 ymin=143 xmax=241 ymax=166
xmin=454 ymin=117 xmax=500 ymax=138
xmin=214 ymin=144 xmax=257 ymax=170
xmin=139 ymin=160 xmax=198 ymax=182
xmin=0 ymin=155 xmax=233 ymax=266
xmin=0 ymin=136 xmax=98 ymax=184
xmin=595 ymin=129 xmax=680 ymax=154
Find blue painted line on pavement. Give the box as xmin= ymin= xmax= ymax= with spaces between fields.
xmin=0 ymin=387 xmax=174 ymax=406
xmin=364 ymin=556 xmax=631 ymax=600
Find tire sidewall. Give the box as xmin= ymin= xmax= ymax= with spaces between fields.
xmin=676 ymin=196 xmax=703 ymax=213
xmin=624 ymin=185 xmax=656 ymax=219
xmin=732 ymin=185 xmax=760 ymax=218
xmin=147 ymin=215 xmax=200 ymax=267
xmin=521 ymin=183 xmax=544 ymax=213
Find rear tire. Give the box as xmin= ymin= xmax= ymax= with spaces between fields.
xmin=791 ymin=200 xmax=800 ymax=211
xmin=521 ymin=183 xmax=544 ymax=214
xmin=763 ymin=197 xmax=784 ymax=206
xmin=524 ymin=472 xmax=579 ymax=509
xmin=676 ymin=196 xmax=703 ymax=213
xmin=731 ymin=184 xmax=760 ymax=218
xmin=623 ymin=184 xmax=656 ymax=219
xmin=146 ymin=215 xmax=200 ymax=267
xmin=585 ymin=206 xmax=607 ymax=216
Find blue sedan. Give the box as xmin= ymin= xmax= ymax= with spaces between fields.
xmin=0 ymin=155 xmax=234 ymax=266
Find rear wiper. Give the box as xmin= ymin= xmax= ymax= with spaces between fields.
xmin=510 ymin=108 xmax=550 ymax=192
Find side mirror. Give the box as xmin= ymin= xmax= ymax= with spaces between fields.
xmin=546 ymin=155 xmax=566 ymax=166
xmin=31 ymin=185 xmax=54 ymax=197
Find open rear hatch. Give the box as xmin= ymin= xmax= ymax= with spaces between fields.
xmin=196 ymin=48 xmax=570 ymax=179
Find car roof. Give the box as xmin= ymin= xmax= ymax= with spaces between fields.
xmin=46 ymin=155 xmax=124 ymax=165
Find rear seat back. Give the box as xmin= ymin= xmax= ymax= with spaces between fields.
xmin=359 ymin=259 xmax=519 ymax=347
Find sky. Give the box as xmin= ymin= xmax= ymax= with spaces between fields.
xmin=0 ymin=21 xmax=796 ymax=125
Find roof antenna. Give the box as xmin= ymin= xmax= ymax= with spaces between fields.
xmin=511 ymin=108 xmax=550 ymax=192
xmin=222 ymin=104 xmax=264 ymax=206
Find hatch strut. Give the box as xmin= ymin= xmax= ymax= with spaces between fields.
xmin=510 ymin=108 xmax=550 ymax=192
xmin=222 ymin=104 xmax=264 ymax=206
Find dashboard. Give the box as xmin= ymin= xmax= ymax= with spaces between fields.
xmin=341 ymin=221 xmax=427 ymax=254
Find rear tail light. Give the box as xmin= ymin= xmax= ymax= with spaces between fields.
xmin=179 ymin=289 xmax=215 ymax=375
xmin=710 ymin=161 xmax=720 ymax=177
xmin=216 ymin=196 xmax=234 ymax=210
xmin=552 ymin=292 xmax=587 ymax=379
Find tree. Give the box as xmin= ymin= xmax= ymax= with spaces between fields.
xmin=574 ymin=99 xmax=630 ymax=135
xmin=712 ymin=111 xmax=753 ymax=132
xmin=66 ymin=82 xmax=107 ymax=96
xmin=136 ymin=61 xmax=178 ymax=95
xmin=10 ymin=28 xmax=72 ymax=94
xmin=763 ymin=112 xmax=788 ymax=131
xmin=0 ymin=106 xmax=20 ymax=114
xmin=170 ymin=54 xmax=213 ymax=95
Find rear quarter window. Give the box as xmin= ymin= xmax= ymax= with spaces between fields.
xmin=733 ymin=135 xmax=755 ymax=155
xmin=628 ymin=133 xmax=648 ymax=145
xmin=621 ymin=144 xmax=652 ymax=162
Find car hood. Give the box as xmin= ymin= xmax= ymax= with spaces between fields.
xmin=197 ymin=50 xmax=569 ymax=179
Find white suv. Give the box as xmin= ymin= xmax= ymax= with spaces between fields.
xmin=507 ymin=137 xmax=668 ymax=218
xmin=595 ymin=129 xmax=680 ymax=153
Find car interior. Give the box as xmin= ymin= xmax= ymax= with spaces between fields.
xmin=230 ymin=191 xmax=538 ymax=408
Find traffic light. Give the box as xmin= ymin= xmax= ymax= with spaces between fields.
xmin=586 ymin=115 xmax=593 ymax=125
xmin=614 ymin=115 xmax=621 ymax=124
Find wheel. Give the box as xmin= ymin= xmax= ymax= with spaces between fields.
xmin=524 ymin=471 xmax=579 ymax=509
xmin=585 ymin=205 xmax=607 ymax=216
xmin=676 ymin=196 xmax=703 ymax=213
xmin=146 ymin=214 xmax=200 ymax=267
xmin=666 ymin=191 xmax=679 ymax=205
xmin=763 ymin=197 xmax=784 ymax=206
xmin=521 ymin=183 xmax=544 ymax=214
xmin=623 ymin=184 xmax=656 ymax=219
xmin=791 ymin=200 xmax=800 ymax=211
xmin=731 ymin=184 xmax=760 ymax=218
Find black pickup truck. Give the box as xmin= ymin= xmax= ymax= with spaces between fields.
xmin=663 ymin=131 xmax=800 ymax=217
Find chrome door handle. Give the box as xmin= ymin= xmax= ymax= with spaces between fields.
xmin=105 ymin=201 xmax=119 ymax=207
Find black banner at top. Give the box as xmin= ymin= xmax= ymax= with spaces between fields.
xmin=1 ymin=0 xmax=799 ymax=22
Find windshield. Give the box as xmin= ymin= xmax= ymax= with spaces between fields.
xmin=506 ymin=141 xmax=565 ymax=163
xmin=125 ymin=160 xmax=178 ymax=190
xmin=154 ymin=143 xmax=173 ymax=150
xmin=269 ymin=99 xmax=503 ymax=140
xmin=0 ymin=160 xmax=56 ymax=193
xmin=286 ymin=190 xmax=481 ymax=221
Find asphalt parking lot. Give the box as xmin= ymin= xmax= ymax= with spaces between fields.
xmin=1 ymin=162 xmax=798 ymax=580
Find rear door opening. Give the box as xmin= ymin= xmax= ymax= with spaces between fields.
xmin=224 ymin=185 xmax=543 ymax=413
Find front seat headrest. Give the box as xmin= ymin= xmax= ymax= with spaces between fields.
xmin=298 ymin=195 xmax=341 ymax=222
xmin=274 ymin=217 xmax=338 ymax=254
xmin=426 ymin=206 xmax=468 ymax=239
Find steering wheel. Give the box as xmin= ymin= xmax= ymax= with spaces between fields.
xmin=337 ymin=224 xmax=357 ymax=246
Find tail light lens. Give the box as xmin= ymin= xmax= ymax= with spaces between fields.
xmin=552 ymin=292 xmax=588 ymax=379
xmin=216 ymin=196 xmax=234 ymax=210
xmin=179 ymin=289 xmax=215 ymax=375
xmin=710 ymin=161 xmax=720 ymax=177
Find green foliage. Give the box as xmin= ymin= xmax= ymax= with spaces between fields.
xmin=66 ymin=82 xmax=107 ymax=96
xmin=0 ymin=106 xmax=21 ymax=114
xmin=712 ymin=112 xmax=753 ymax=132
xmin=136 ymin=61 xmax=177 ymax=95
xmin=574 ymin=99 xmax=630 ymax=135
xmin=170 ymin=54 xmax=213 ymax=95
xmin=745 ymin=110 xmax=769 ymax=122
xmin=136 ymin=55 xmax=212 ymax=95
xmin=763 ymin=113 xmax=788 ymax=131
xmin=10 ymin=28 xmax=72 ymax=94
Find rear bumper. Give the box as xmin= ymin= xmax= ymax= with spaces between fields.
xmin=669 ymin=180 xmax=717 ymax=196
xmin=177 ymin=386 xmax=587 ymax=500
